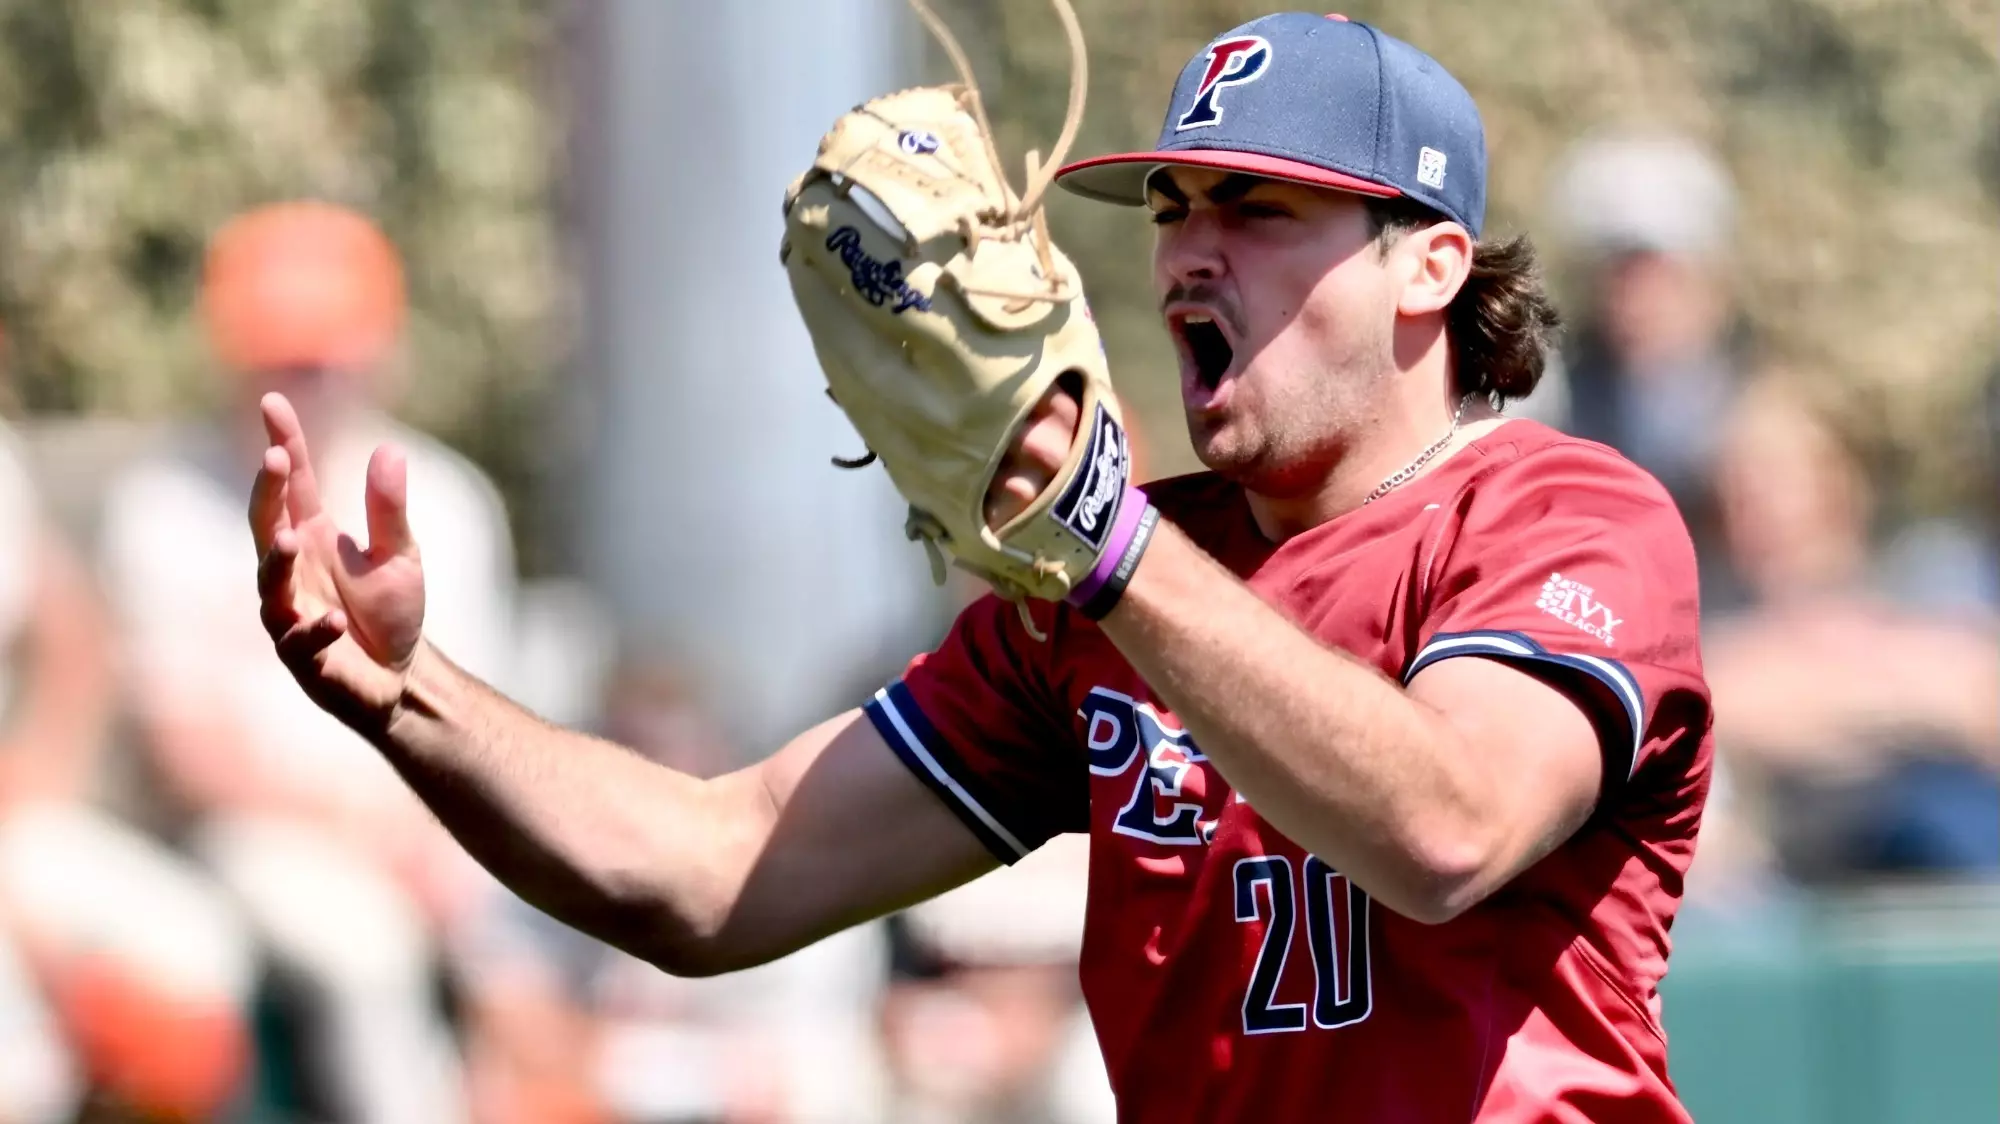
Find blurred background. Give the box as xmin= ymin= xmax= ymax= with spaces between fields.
xmin=0 ymin=0 xmax=1992 ymax=1121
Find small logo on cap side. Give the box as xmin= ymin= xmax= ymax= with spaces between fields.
xmin=1175 ymin=35 xmax=1272 ymax=132
xmin=1417 ymin=146 xmax=1448 ymax=190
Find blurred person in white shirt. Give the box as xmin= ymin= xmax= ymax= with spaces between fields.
xmin=0 ymin=327 xmax=254 ymax=1123
xmin=98 ymin=202 xmax=523 ymax=1124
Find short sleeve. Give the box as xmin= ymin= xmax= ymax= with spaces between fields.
xmin=1406 ymin=442 xmax=1710 ymax=790
xmin=865 ymin=596 xmax=1088 ymax=864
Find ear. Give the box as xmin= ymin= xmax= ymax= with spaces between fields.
xmin=1392 ymin=222 xmax=1473 ymax=318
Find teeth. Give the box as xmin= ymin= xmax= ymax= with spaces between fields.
xmin=1183 ymin=314 xmax=1212 ymax=325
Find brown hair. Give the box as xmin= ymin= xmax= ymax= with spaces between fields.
xmin=1366 ymin=198 xmax=1561 ymax=405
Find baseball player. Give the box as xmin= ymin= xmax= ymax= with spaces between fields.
xmin=250 ymin=10 xmax=1711 ymax=1122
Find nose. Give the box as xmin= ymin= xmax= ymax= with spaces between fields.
xmin=1155 ymin=208 xmax=1226 ymax=290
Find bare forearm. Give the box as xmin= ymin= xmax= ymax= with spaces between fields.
xmin=375 ymin=641 xmax=766 ymax=972
xmin=1097 ymin=524 xmax=1486 ymax=918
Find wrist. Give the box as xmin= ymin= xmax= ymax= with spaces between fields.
xmin=1069 ymin=486 xmax=1160 ymax=620
xmin=376 ymin=640 xmax=442 ymax=750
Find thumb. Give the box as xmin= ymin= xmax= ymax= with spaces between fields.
xmin=364 ymin=444 xmax=416 ymax=559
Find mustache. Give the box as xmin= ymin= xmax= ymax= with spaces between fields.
xmin=1159 ymin=283 xmax=1242 ymax=336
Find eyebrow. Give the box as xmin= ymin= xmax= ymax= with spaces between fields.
xmin=1145 ymin=171 xmax=1272 ymax=208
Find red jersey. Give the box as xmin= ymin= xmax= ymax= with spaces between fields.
xmin=864 ymin=420 xmax=1712 ymax=1123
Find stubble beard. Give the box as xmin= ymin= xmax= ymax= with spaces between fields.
xmin=1188 ymin=334 xmax=1394 ymax=499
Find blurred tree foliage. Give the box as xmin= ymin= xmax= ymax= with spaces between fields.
xmin=0 ymin=0 xmax=566 ymax=564
xmin=939 ymin=0 xmax=1999 ymax=507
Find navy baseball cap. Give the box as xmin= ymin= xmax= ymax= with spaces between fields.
xmin=1055 ymin=13 xmax=1487 ymax=237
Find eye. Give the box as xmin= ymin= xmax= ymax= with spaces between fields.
xmin=1237 ymin=201 xmax=1292 ymax=220
xmin=1149 ymin=207 xmax=1188 ymax=226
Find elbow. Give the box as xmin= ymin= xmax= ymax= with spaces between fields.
xmin=582 ymin=867 xmax=743 ymax=979
xmin=1380 ymin=826 xmax=1503 ymax=926
xmin=600 ymin=903 xmax=740 ymax=980
xmin=1396 ymin=882 xmax=1483 ymax=927
xmin=641 ymin=937 xmax=736 ymax=979
xmin=639 ymin=919 xmax=776 ymax=979
xmin=592 ymin=866 xmax=787 ymax=980
xmin=590 ymin=785 xmax=777 ymax=979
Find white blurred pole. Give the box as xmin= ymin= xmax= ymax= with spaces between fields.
xmin=577 ymin=0 xmax=936 ymax=754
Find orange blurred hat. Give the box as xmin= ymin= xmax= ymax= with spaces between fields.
xmin=201 ymin=201 xmax=406 ymax=374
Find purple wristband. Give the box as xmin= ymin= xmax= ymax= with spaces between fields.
xmin=1069 ymin=486 xmax=1150 ymax=605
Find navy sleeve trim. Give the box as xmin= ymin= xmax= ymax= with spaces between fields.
xmin=1403 ymin=629 xmax=1645 ymax=782
xmin=864 ymin=680 xmax=1033 ymax=863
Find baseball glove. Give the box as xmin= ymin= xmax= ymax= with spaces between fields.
xmin=782 ymin=0 xmax=1150 ymax=636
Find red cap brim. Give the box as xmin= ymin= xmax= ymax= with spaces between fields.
xmin=1055 ymin=149 xmax=1402 ymax=206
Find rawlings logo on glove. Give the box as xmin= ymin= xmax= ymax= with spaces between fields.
xmin=824 ymin=227 xmax=932 ymax=314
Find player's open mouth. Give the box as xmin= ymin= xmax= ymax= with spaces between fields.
xmin=1168 ymin=307 xmax=1239 ymax=397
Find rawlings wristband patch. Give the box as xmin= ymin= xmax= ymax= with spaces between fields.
xmin=1050 ymin=402 xmax=1130 ymax=552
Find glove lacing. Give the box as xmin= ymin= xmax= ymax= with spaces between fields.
xmin=905 ymin=506 xmax=1070 ymax=642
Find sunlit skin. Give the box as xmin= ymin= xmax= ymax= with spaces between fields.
xmin=985 ymin=167 xmax=1502 ymax=540
xmin=1149 ymin=170 xmax=1402 ymax=497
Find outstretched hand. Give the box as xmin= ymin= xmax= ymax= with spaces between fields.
xmin=248 ymin=392 xmax=426 ymax=729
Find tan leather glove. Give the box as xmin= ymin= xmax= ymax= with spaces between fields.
xmin=781 ymin=0 xmax=1152 ymax=634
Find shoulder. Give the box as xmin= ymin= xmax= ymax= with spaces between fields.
xmin=1465 ymin=420 xmax=1673 ymax=500
xmin=1455 ymin=420 xmax=1687 ymax=549
xmin=1418 ymin=420 xmax=1702 ymax=634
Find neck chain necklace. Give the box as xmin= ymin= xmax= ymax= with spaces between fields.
xmin=1363 ymin=395 xmax=1473 ymax=505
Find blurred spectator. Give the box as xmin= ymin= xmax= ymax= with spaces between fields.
xmin=1544 ymin=132 xmax=1749 ymax=597
xmin=96 ymin=202 xmax=529 ymax=1123
xmin=0 ymin=413 xmax=101 ymax=1124
xmin=882 ymin=833 xmax=1112 ymax=1124
xmin=1700 ymin=374 xmax=2000 ymax=892
xmin=1874 ymin=358 xmax=2000 ymax=614
xmin=0 ymin=898 xmax=72 ymax=1124
xmin=0 ymin=330 xmax=254 ymax=1123
xmin=573 ymin=658 xmax=892 ymax=1124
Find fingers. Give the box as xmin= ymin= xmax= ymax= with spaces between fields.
xmin=363 ymin=444 xmax=415 ymax=559
xmin=248 ymin=445 xmax=292 ymax=556
xmin=274 ymin=610 xmax=348 ymax=669
xmin=983 ymin=474 xmax=1044 ymax=530
xmin=258 ymin=529 xmax=296 ymax=601
xmin=257 ymin=531 xmax=301 ymax=638
xmin=984 ymin=383 xmax=1086 ymax=529
xmin=1017 ymin=392 xmax=1080 ymax=478
xmin=260 ymin=393 xmax=325 ymax=524
xmin=258 ymin=535 xmax=349 ymax=675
